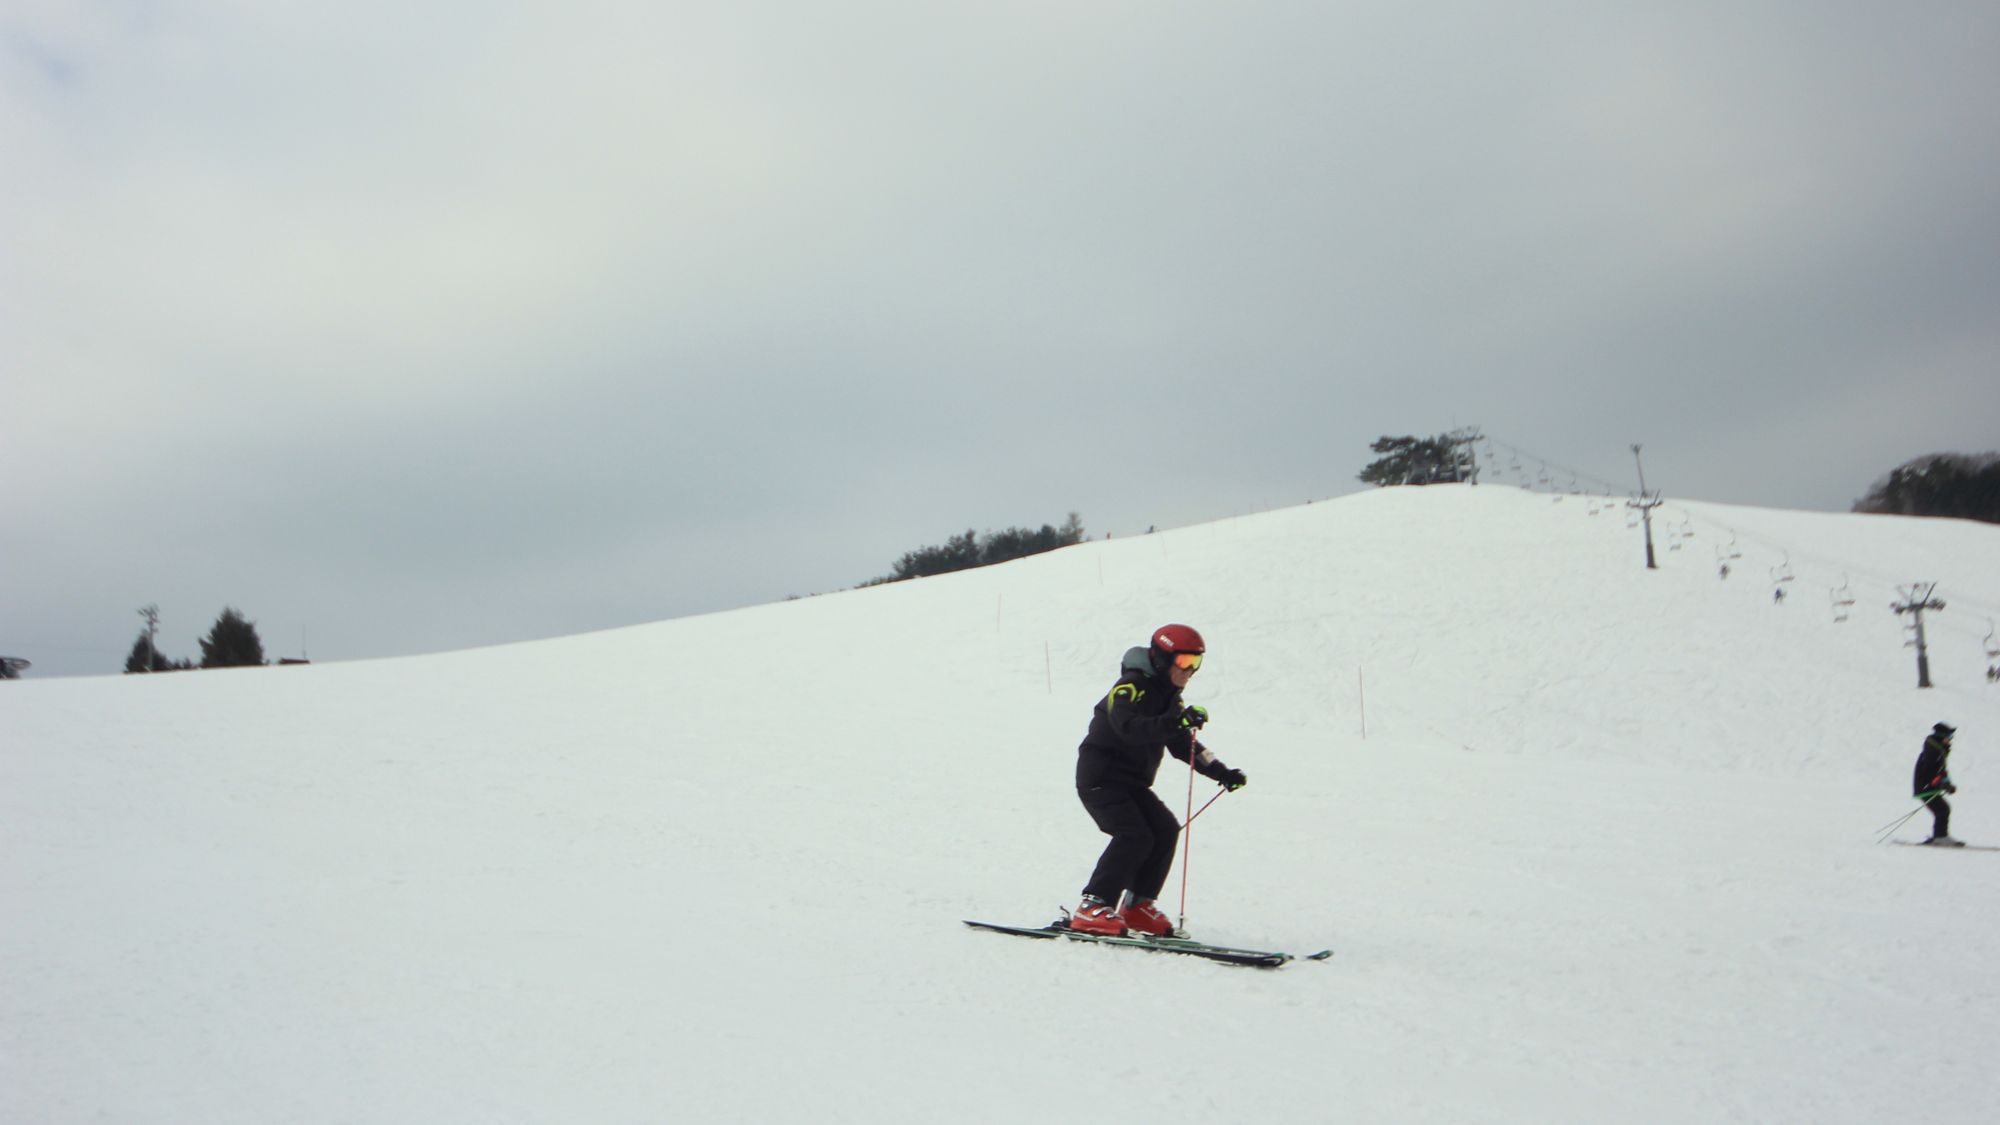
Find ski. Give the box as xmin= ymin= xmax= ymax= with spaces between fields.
xmin=963 ymin=919 xmax=1328 ymax=968
xmin=1891 ymin=840 xmax=2000 ymax=851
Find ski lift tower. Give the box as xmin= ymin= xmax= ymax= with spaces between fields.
xmin=1893 ymin=583 xmax=1947 ymax=689
xmin=1627 ymin=443 xmax=1663 ymax=569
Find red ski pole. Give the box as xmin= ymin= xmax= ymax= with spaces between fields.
xmin=1179 ymin=742 xmax=1196 ymax=930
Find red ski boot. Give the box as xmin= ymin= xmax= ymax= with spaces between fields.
xmin=1069 ymin=896 xmax=1125 ymax=935
xmin=1119 ymin=898 xmax=1179 ymax=937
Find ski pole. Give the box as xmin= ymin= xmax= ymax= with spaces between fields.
xmin=1876 ymin=793 xmax=1941 ymax=842
xmin=1177 ymin=784 xmax=1235 ymax=928
xmin=1876 ymin=791 xmax=1943 ymax=833
xmin=1179 ymin=736 xmax=1197 ymax=930
xmin=1185 ymin=785 xmax=1228 ymax=827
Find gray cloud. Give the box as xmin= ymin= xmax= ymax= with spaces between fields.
xmin=5 ymin=1 xmax=1997 ymax=675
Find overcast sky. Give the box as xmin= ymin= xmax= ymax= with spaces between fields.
xmin=4 ymin=1 xmax=1996 ymax=677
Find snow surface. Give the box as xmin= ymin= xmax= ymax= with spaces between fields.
xmin=5 ymin=485 xmax=1999 ymax=1123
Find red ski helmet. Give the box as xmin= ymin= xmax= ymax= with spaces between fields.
xmin=1150 ymin=624 xmax=1206 ymax=673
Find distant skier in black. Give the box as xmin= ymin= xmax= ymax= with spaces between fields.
xmin=1914 ymin=722 xmax=1962 ymax=847
xmin=1070 ymin=624 xmax=1247 ymax=937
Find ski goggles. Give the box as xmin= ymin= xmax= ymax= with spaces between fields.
xmin=1171 ymin=652 xmax=1203 ymax=671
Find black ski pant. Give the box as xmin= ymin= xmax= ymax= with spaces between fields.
xmin=1078 ymin=783 xmax=1180 ymax=904
xmin=1926 ymin=794 xmax=1952 ymax=838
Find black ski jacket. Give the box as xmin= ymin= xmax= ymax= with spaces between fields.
xmin=1076 ymin=647 xmax=1235 ymax=790
xmin=1914 ymin=733 xmax=1954 ymax=796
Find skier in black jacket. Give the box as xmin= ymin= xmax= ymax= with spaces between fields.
xmin=1914 ymin=722 xmax=1962 ymax=846
xmin=1071 ymin=624 xmax=1247 ymax=936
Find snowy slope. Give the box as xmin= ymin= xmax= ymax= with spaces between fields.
xmin=5 ymin=485 xmax=1998 ymax=1123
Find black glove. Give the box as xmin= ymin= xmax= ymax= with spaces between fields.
xmin=1947 ymin=783 xmax=1959 ymax=794
xmin=1218 ymin=768 xmax=1247 ymax=792
xmin=1178 ymin=705 xmax=1210 ymax=731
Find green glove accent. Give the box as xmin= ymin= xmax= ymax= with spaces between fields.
xmin=1179 ymin=705 xmax=1210 ymax=731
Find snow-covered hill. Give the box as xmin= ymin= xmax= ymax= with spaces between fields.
xmin=5 ymin=485 xmax=1998 ymax=1123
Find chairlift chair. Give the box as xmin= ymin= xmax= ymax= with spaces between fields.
xmin=1770 ymin=552 xmax=1795 ymax=585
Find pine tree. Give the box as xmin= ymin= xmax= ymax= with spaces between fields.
xmin=1853 ymin=453 xmax=2000 ymax=524
xmin=870 ymin=513 xmax=1088 ymax=584
xmin=1358 ymin=434 xmax=1466 ymax=486
xmin=122 ymin=633 xmax=193 ymax=672
xmin=125 ymin=632 xmax=166 ymax=673
xmin=199 ymin=607 xmax=267 ymax=668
